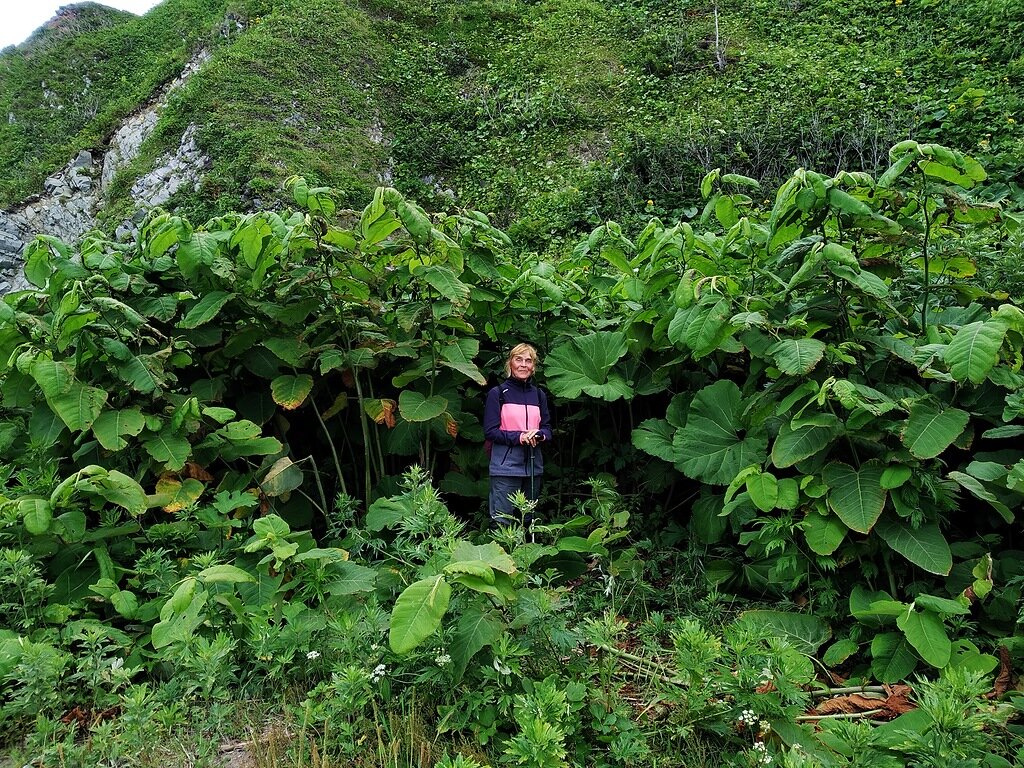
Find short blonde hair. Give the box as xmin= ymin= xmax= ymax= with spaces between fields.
xmin=505 ymin=343 xmax=539 ymax=377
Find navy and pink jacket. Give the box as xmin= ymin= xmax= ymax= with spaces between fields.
xmin=484 ymin=377 xmax=553 ymax=477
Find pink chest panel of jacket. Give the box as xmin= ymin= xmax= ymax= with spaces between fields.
xmin=499 ymin=403 xmax=541 ymax=432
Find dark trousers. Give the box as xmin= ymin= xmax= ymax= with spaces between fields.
xmin=489 ymin=475 xmax=541 ymax=526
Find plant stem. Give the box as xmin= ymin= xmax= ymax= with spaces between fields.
xmin=795 ymin=709 xmax=884 ymax=722
xmin=311 ymin=395 xmax=346 ymax=498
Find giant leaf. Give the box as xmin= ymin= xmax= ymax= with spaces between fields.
xmin=47 ymin=382 xmax=108 ymax=432
xmin=179 ymin=291 xmax=234 ymax=330
xmin=325 ymin=561 xmax=378 ymax=595
xmin=271 ymin=374 xmax=313 ymax=411
xmin=802 ymin=512 xmax=847 ymax=555
xmin=771 ymin=415 xmax=843 ymax=468
xmin=414 ymin=265 xmax=470 ymax=304
xmin=901 ymin=403 xmax=969 ymax=459
xmin=544 ymin=331 xmax=631 ymax=401
xmin=176 ymin=232 xmax=219 ymax=280
xmin=947 ymin=471 xmax=1013 ymax=523
xmin=398 ymin=390 xmax=448 ymax=422
xmin=389 ymin=574 xmax=452 ymax=654
xmin=871 ymin=632 xmax=918 ymax=683
xmin=735 ymin=610 xmax=831 ymax=654
xmin=768 ymin=338 xmax=827 ymax=375
xmin=451 ymin=606 xmax=504 ymax=682
xmin=92 ymin=409 xmax=146 ymax=451
xmin=945 ymin=320 xmax=1006 ymax=384
xmin=261 ymin=457 xmax=304 ymax=497
xmin=678 ymin=380 xmax=768 ymax=485
xmin=142 ymin=429 xmax=191 ymax=471
xmin=896 ymin=607 xmax=950 ymax=669
xmin=822 ymin=461 xmax=886 ymax=534
xmin=631 ymin=418 xmax=676 ymax=462
xmin=875 ymin=517 xmax=952 ymax=575
xmin=439 ymin=339 xmax=486 ymax=385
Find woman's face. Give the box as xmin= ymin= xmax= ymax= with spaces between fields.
xmin=510 ymin=352 xmax=535 ymax=380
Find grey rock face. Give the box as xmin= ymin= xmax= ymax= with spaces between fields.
xmin=0 ymin=49 xmax=212 ymax=294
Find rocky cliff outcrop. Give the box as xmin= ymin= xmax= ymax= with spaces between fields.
xmin=0 ymin=49 xmax=211 ymax=293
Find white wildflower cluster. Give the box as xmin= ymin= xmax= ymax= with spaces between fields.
xmin=370 ymin=663 xmax=387 ymax=683
xmin=752 ymin=741 xmax=772 ymax=765
xmin=738 ymin=708 xmax=758 ymax=727
xmin=306 ymin=650 xmax=320 ymax=660
xmin=435 ymin=653 xmax=452 ymax=666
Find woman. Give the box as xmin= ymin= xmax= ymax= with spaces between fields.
xmin=483 ymin=343 xmax=553 ymax=526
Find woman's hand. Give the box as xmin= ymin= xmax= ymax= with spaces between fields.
xmin=520 ymin=430 xmax=539 ymax=447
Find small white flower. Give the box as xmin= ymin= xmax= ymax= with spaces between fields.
xmin=493 ymin=658 xmax=512 ymax=675
xmin=306 ymin=651 xmax=320 ymax=660
xmin=370 ymin=663 xmax=387 ymax=682
xmin=435 ymin=653 xmax=452 ymax=666
xmin=111 ymin=658 xmax=124 ymax=671
xmin=759 ymin=720 xmax=771 ymax=733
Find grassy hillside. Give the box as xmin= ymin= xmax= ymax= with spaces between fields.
xmin=1 ymin=0 xmax=1022 ymax=248
xmin=0 ymin=0 xmax=230 ymax=206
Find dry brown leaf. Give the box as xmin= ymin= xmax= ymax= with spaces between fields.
xmin=184 ymin=461 xmax=214 ymax=483
xmin=989 ymin=645 xmax=1013 ymax=699
xmin=812 ymin=685 xmax=913 ymax=720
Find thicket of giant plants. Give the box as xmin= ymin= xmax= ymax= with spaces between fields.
xmin=3 ymin=140 xmax=1024 ymax=766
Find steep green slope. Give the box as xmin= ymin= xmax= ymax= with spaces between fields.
xmin=0 ymin=0 xmax=230 ymax=206
xmin=2 ymin=0 xmax=1021 ymax=249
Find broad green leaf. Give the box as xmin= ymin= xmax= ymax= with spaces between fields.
xmin=414 ymin=265 xmax=470 ymax=304
xmin=439 ymin=339 xmax=486 ymax=385
xmin=948 ymin=471 xmax=1013 ymax=523
xmin=544 ymin=331 xmax=632 ymax=401
xmin=945 ymin=320 xmax=1006 ymax=384
xmin=92 ymin=409 xmax=146 ymax=451
xmin=271 ymin=374 xmax=313 ymax=411
xmin=822 ymin=638 xmax=859 ymax=667
xmin=871 ymin=632 xmax=917 ymax=682
xmin=263 ymin=338 xmax=311 ymax=366
xmin=179 ymin=291 xmax=234 ymax=330
xmin=822 ymin=461 xmax=886 ymax=534
xmin=117 ymin=357 xmax=160 ymax=394
xmin=828 ymin=188 xmax=873 ymax=216
xmin=896 ymin=608 xmax=950 ymax=669
xmin=678 ymin=380 xmax=767 ymax=485
xmin=142 ymin=429 xmax=191 ymax=470
xmin=679 ymin=301 xmax=737 ymax=360
xmin=768 ymin=338 xmax=826 ymax=375
xmin=771 ymin=415 xmax=843 ymax=469
xmin=450 ymin=606 xmax=504 ymax=682
xmin=914 ymin=594 xmax=970 ymax=616
xmin=153 ymin=476 xmax=205 ymax=513
xmin=451 ymin=541 xmax=517 ymax=574
xmin=631 ymin=418 xmax=675 ymax=462
xmin=829 ymin=264 xmax=889 ymax=297
xmin=444 ymin=560 xmax=496 ymax=584
xmin=198 ymin=565 xmax=256 ymax=584
xmin=110 ymin=590 xmax=139 ymax=619
xmin=735 ymin=610 xmax=831 ymax=654
xmin=48 ymin=382 xmax=108 ymax=432
xmin=901 ymin=403 xmax=969 ymax=459
xmin=261 ymin=457 xmax=304 ymax=497
xmin=89 ymin=469 xmax=148 ymax=516
xmin=802 ymin=512 xmax=846 ymax=555
xmin=19 ymin=498 xmax=52 ymax=535
xmin=880 ymin=465 xmax=912 ymax=490
xmin=176 ymin=232 xmax=219 ymax=279
xmin=366 ymin=496 xmax=411 ymax=531
xmin=325 ymin=561 xmax=378 ymax=594
xmin=875 ymin=517 xmax=952 ymax=575
xmin=746 ymin=472 xmax=778 ymax=512
xmin=398 ymin=390 xmax=448 ymax=422
xmin=389 ymin=575 xmax=452 ymax=654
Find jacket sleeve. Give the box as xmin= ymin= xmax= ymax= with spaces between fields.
xmin=484 ymin=387 xmax=520 ymax=445
xmin=538 ymin=388 xmax=553 ymax=443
